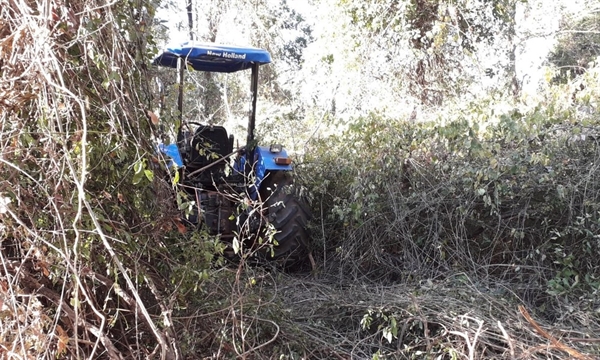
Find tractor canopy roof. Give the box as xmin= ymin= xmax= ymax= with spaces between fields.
xmin=153 ymin=41 xmax=272 ymax=73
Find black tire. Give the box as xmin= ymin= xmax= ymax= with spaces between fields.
xmin=261 ymin=171 xmax=310 ymax=266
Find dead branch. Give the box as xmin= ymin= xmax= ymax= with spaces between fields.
xmin=519 ymin=305 xmax=593 ymax=360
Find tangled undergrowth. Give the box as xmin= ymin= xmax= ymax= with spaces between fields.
xmin=1 ymin=0 xmax=600 ymax=359
xmin=292 ymin=70 xmax=600 ymax=358
xmin=0 ymin=0 xmax=184 ymax=358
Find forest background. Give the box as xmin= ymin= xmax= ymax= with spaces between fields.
xmin=1 ymin=0 xmax=600 ymax=358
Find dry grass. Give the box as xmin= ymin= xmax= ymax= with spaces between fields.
xmin=184 ymin=270 xmax=600 ymax=359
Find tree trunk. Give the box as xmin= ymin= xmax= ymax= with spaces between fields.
xmin=507 ymin=0 xmax=520 ymax=98
xmin=186 ymin=0 xmax=194 ymax=40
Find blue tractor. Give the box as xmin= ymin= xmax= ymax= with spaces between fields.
xmin=154 ymin=42 xmax=310 ymax=265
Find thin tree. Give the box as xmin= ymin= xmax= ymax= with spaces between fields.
xmin=186 ymin=0 xmax=194 ymax=40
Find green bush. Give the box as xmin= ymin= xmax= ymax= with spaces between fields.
xmin=301 ymin=69 xmax=600 ymax=305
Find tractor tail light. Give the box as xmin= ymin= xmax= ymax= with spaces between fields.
xmin=274 ymin=157 xmax=292 ymax=165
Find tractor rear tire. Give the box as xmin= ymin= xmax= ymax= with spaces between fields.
xmin=262 ymin=172 xmax=310 ymax=266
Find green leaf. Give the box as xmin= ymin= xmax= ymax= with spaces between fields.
xmin=132 ymin=172 xmax=144 ymax=185
xmin=133 ymin=160 xmax=143 ymax=174
xmin=490 ymin=158 xmax=498 ymax=169
xmin=70 ymin=296 xmax=80 ymax=309
xmin=391 ymin=317 xmax=398 ymax=337
xmin=144 ymin=169 xmax=154 ymax=182
xmin=232 ymin=237 xmax=240 ymax=254
xmin=360 ymin=312 xmax=372 ymax=330
xmin=382 ymin=327 xmax=392 ymax=343
xmin=557 ymin=185 xmax=565 ymax=199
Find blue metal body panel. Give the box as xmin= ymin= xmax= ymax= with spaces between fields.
xmin=233 ymin=154 xmax=246 ymax=173
xmin=254 ymin=146 xmax=293 ymax=182
xmin=153 ymin=42 xmax=271 ymax=73
xmin=158 ymin=144 xmax=292 ymax=182
xmin=158 ymin=143 xmax=183 ymax=168
xmin=232 ymin=147 xmax=293 ymax=199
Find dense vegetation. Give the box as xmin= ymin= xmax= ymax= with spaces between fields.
xmin=1 ymin=0 xmax=599 ymax=359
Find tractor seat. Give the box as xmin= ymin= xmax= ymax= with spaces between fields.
xmin=187 ymin=125 xmax=234 ymax=178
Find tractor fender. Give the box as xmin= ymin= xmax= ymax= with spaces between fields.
xmin=254 ymin=146 xmax=293 ymax=184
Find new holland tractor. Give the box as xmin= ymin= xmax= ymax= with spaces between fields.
xmin=153 ymin=42 xmax=310 ymax=265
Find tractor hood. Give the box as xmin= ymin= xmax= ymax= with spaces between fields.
xmin=153 ymin=41 xmax=271 ymax=73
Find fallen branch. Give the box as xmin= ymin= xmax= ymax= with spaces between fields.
xmin=519 ymin=305 xmax=593 ymax=360
xmin=497 ymin=320 xmax=515 ymax=359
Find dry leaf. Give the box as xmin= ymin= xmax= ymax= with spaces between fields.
xmin=161 ymin=221 xmax=173 ymax=231
xmin=147 ymin=110 xmax=159 ymax=125
xmin=56 ymin=325 xmax=69 ymax=356
xmin=38 ymin=260 xmax=50 ymax=277
xmin=174 ymin=219 xmax=187 ymax=234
